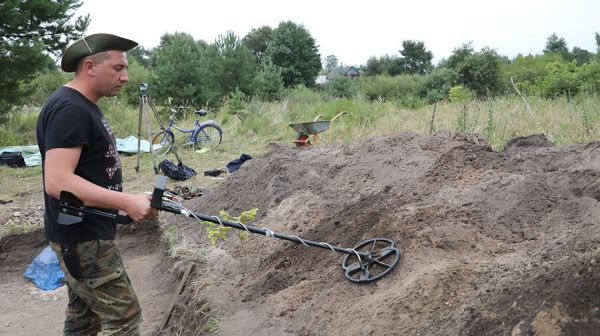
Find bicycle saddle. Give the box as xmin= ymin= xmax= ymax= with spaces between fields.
xmin=194 ymin=109 xmax=207 ymax=116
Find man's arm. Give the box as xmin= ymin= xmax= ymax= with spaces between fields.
xmin=44 ymin=147 xmax=156 ymax=222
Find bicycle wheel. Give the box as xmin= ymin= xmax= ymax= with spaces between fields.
xmin=150 ymin=131 xmax=174 ymax=157
xmin=194 ymin=125 xmax=222 ymax=150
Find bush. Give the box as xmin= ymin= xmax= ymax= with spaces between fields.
xmin=324 ymin=76 xmax=357 ymax=98
xmin=357 ymin=75 xmax=420 ymax=101
xmin=252 ymin=61 xmax=284 ymax=101
xmin=21 ymin=70 xmax=70 ymax=106
xmin=120 ymin=58 xmax=152 ymax=106
xmin=420 ymin=67 xmax=458 ymax=103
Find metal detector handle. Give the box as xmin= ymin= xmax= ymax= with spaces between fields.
xmin=149 ymin=176 xmax=185 ymax=214
xmin=115 ymin=213 xmax=133 ymax=225
xmin=151 ymin=176 xmax=168 ymax=209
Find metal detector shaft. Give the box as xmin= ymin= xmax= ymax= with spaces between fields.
xmin=167 ymin=204 xmax=368 ymax=258
xmin=151 ymin=176 xmax=368 ymax=259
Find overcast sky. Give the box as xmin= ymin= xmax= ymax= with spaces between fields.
xmin=76 ymin=0 xmax=599 ymax=66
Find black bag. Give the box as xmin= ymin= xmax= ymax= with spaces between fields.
xmin=159 ymin=160 xmax=196 ymax=181
xmin=0 ymin=151 xmax=26 ymax=168
xmin=226 ymin=153 xmax=252 ymax=173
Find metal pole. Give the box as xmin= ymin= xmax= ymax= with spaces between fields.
xmin=135 ymin=94 xmax=143 ymax=173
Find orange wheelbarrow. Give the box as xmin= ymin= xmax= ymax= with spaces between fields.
xmin=289 ymin=112 xmax=346 ymax=147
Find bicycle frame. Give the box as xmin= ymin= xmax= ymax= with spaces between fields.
xmin=159 ymin=109 xmax=223 ymax=149
xmin=163 ymin=111 xmax=195 ymax=136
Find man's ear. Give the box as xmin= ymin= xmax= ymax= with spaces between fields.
xmin=81 ymin=58 xmax=96 ymax=75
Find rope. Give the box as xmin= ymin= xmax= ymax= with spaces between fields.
xmin=290 ymin=235 xmax=309 ymax=246
xmin=350 ymin=249 xmax=362 ymax=264
xmin=237 ymin=221 xmax=251 ymax=232
xmin=213 ymin=216 xmax=222 ymax=226
xmin=320 ymin=242 xmax=336 ymax=252
xmin=263 ymin=228 xmax=275 ymax=238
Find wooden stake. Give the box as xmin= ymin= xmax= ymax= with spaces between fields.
xmin=429 ymin=102 xmax=438 ymax=136
xmin=161 ymin=262 xmax=195 ymax=330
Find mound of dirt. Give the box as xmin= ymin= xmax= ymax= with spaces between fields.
xmin=167 ymin=132 xmax=600 ymax=335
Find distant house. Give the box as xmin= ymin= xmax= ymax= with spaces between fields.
xmin=315 ymin=75 xmax=328 ymax=85
xmin=316 ymin=66 xmax=361 ymax=85
xmin=343 ymin=66 xmax=360 ymax=79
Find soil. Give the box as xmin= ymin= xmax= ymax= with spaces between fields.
xmin=0 ymin=224 xmax=176 ymax=335
xmin=164 ymin=132 xmax=599 ymax=335
xmin=1 ymin=131 xmax=599 ymax=335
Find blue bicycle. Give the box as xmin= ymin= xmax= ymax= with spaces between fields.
xmin=151 ymin=107 xmax=223 ymax=157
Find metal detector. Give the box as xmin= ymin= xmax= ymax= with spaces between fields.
xmin=57 ymin=177 xmax=401 ymax=283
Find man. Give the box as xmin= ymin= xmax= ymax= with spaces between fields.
xmin=36 ymin=33 xmax=157 ymax=335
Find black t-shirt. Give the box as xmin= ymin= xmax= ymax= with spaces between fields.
xmin=36 ymin=86 xmax=123 ymax=244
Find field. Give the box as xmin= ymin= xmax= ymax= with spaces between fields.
xmin=0 ymin=92 xmax=599 ymax=335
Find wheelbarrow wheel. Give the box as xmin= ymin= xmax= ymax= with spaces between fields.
xmin=294 ymin=133 xmax=311 ymax=147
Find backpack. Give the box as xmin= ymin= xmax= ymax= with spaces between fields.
xmin=158 ymin=159 xmax=197 ymax=181
xmin=0 ymin=151 xmax=26 ymax=168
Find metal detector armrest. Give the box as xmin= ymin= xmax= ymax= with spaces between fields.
xmin=57 ymin=191 xmax=133 ymax=225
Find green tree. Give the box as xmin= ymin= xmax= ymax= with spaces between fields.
xmin=22 ymin=70 xmax=70 ymax=106
xmin=324 ymin=55 xmax=339 ymax=73
xmin=399 ymin=40 xmax=433 ymax=75
xmin=444 ymin=43 xmax=502 ymax=97
xmin=570 ymin=46 xmax=592 ymax=65
xmin=252 ymin=61 xmax=284 ymax=101
xmin=128 ymin=46 xmax=152 ymax=68
xmin=502 ymin=53 xmax=563 ymax=96
xmin=420 ymin=67 xmax=458 ymax=102
xmin=0 ymin=0 xmax=88 ymax=117
xmin=119 ymin=58 xmax=152 ymax=106
xmin=541 ymin=61 xmax=578 ymax=99
xmin=266 ymin=21 xmax=321 ymax=87
xmin=576 ymin=60 xmax=600 ymax=93
xmin=150 ymin=32 xmax=215 ymax=108
xmin=242 ymin=26 xmax=272 ymax=64
xmin=212 ymin=31 xmax=257 ymax=97
xmin=544 ymin=33 xmax=568 ymax=58
xmin=325 ymin=76 xmax=356 ymax=98
xmin=362 ymin=56 xmax=386 ymax=76
xmin=361 ymin=55 xmax=404 ymax=76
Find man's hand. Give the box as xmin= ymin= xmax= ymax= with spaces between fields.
xmin=123 ymin=194 xmax=158 ymax=222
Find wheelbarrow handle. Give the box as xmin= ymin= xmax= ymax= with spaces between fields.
xmin=331 ymin=111 xmax=347 ymax=122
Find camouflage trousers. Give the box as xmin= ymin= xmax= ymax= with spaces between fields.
xmin=50 ymin=239 xmax=142 ymax=336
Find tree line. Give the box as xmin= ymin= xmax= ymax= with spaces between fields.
xmin=2 ymin=0 xmax=600 ymax=122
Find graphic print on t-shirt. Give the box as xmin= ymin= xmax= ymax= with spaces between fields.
xmin=105 ymin=144 xmax=121 ymax=179
xmin=102 ymin=117 xmax=121 ymax=181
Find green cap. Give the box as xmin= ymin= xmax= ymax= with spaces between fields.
xmin=61 ymin=33 xmax=138 ymax=72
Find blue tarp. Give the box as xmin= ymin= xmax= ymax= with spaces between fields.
xmin=0 ymin=136 xmax=159 ymax=167
xmin=116 ymin=135 xmax=160 ymax=154
xmin=0 ymin=145 xmax=41 ymax=167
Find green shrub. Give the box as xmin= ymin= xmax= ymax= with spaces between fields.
xmin=120 ymin=58 xmax=152 ymax=106
xmin=324 ymin=76 xmax=357 ymax=98
xmin=21 ymin=70 xmax=70 ymax=106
